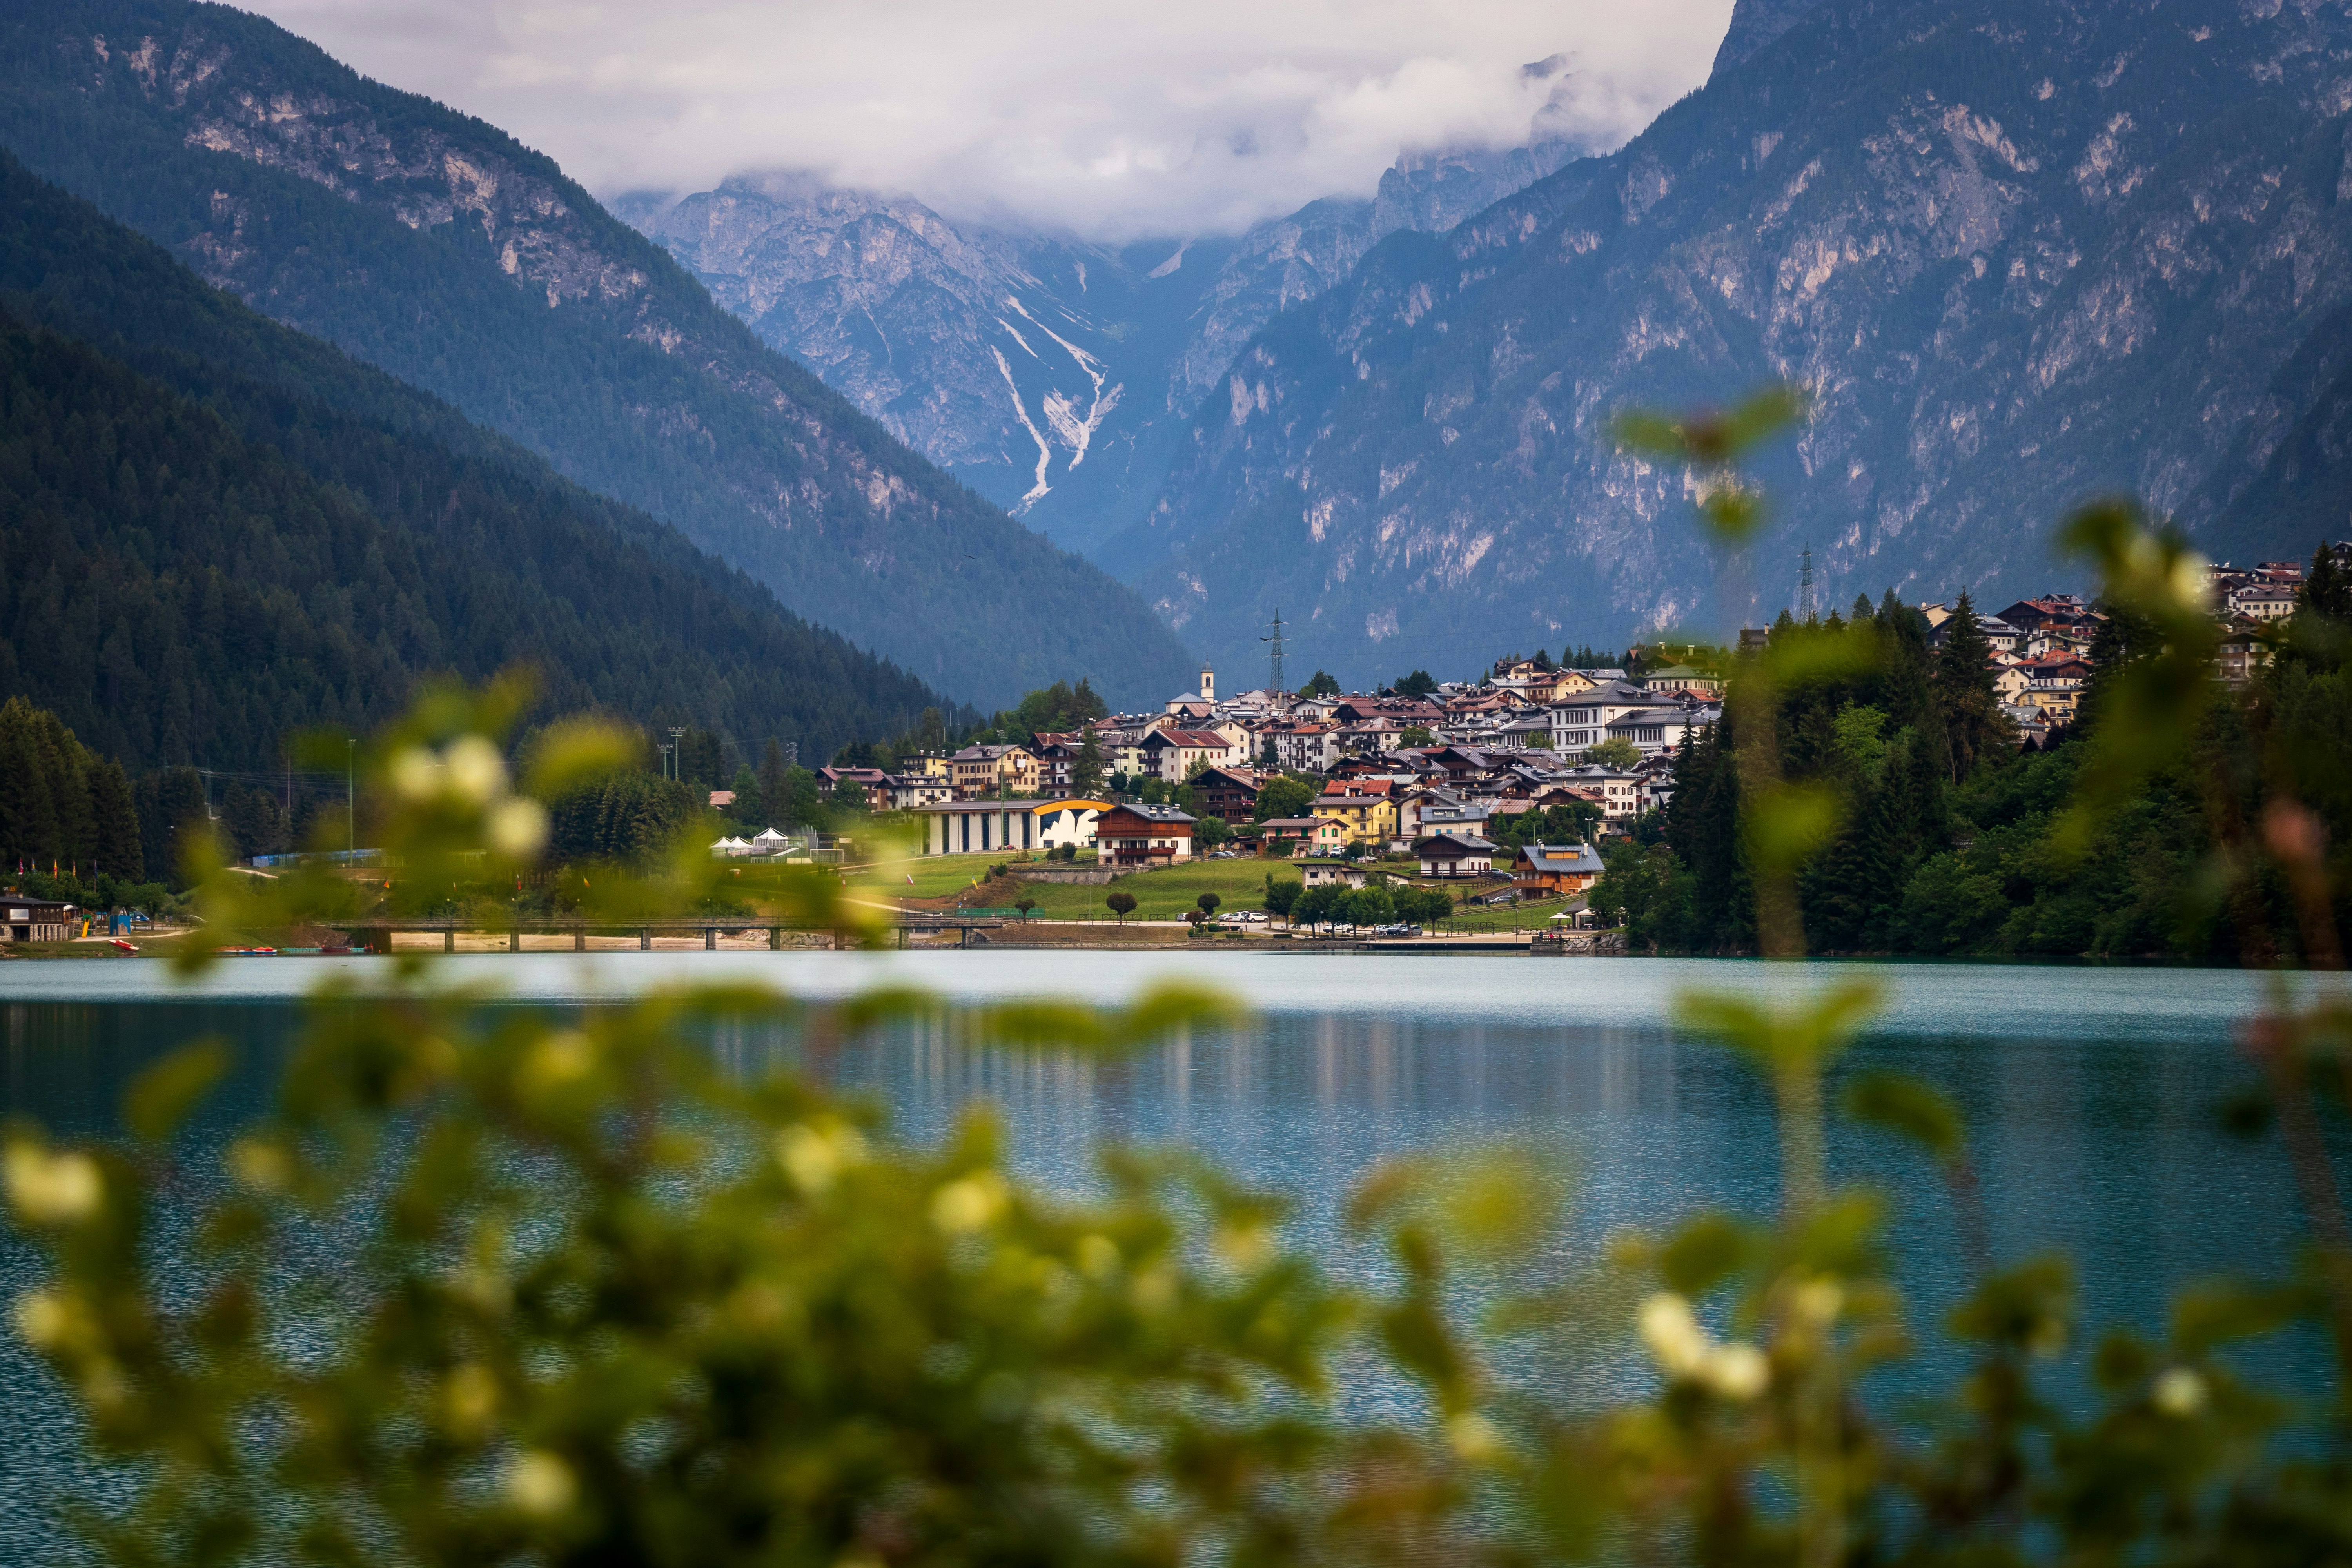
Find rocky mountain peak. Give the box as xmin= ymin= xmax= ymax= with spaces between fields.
xmin=1711 ymin=0 xmax=1826 ymax=78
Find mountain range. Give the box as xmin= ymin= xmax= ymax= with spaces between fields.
xmin=10 ymin=0 xmax=2352 ymax=707
xmin=1125 ymin=0 xmax=2352 ymax=683
xmin=0 ymin=0 xmax=1193 ymax=710
xmin=633 ymin=0 xmax=2352 ymax=691
xmin=618 ymin=71 xmax=1587 ymax=561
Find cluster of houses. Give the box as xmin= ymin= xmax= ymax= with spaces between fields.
xmin=2204 ymin=557 xmax=2314 ymax=687
xmin=1932 ymin=593 xmax=2107 ymax=743
xmin=831 ymin=660 xmax=1720 ymax=909
xmin=1950 ymin=565 xmax=2315 ymax=740
xmin=705 ymin=563 xmax=2321 ymax=906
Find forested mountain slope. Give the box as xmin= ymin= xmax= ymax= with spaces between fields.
xmin=0 ymin=152 xmax=964 ymax=770
xmin=1127 ymin=0 xmax=2352 ymax=685
xmin=0 ymin=0 xmax=1192 ymax=707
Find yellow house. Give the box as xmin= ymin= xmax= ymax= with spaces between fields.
xmin=949 ymin=744 xmax=1039 ymax=800
xmin=1309 ymin=790 xmax=1397 ymax=845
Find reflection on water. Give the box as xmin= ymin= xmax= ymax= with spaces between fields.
xmin=0 ymin=955 xmax=2328 ymax=1552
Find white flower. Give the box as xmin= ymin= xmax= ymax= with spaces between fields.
xmin=504 ymin=1450 xmax=576 ymax=1518
xmin=2167 ymin=552 xmax=2212 ymax=613
xmin=1791 ymin=1278 xmax=1844 ymax=1327
xmin=775 ymin=1122 xmax=866 ymax=1194
xmin=388 ymin=746 xmax=442 ymax=800
xmin=442 ymin=735 xmax=508 ymax=804
xmin=6 ymin=1144 xmax=103 ymax=1224
xmin=1639 ymin=1292 xmax=1710 ymax=1378
xmin=930 ymin=1172 xmax=1007 ymax=1233
xmin=1640 ymin=1291 xmax=1769 ymax=1398
xmin=227 ymin=1138 xmax=292 ymax=1195
xmin=1447 ymin=1411 xmax=1503 ymax=1461
xmin=487 ymin=797 xmax=548 ymax=858
xmin=2152 ymin=1367 xmax=2207 ymax=1417
xmin=1702 ymin=1343 xmax=1771 ymax=1400
xmin=14 ymin=1289 xmax=73 ymax=1350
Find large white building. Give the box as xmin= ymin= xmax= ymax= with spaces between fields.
xmin=911 ymin=798 xmax=1111 ymax=856
xmin=1548 ymin=681 xmax=1666 ymax=752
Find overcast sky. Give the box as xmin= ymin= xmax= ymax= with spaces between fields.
xmin=240 ymin=0 xmax=1735 ymax=239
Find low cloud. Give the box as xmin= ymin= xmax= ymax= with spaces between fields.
xmin=244 ymin=0 xmax=1734 ymax=238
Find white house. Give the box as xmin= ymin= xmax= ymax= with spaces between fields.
xmin=1414 ymin=831 xmax=1497 ymax=878
xmin=2229 ymin=583 xmax=2298 ymax=622
xmin=1140 ymin=727 xmax=1233 ymax=782
xmin=1558 ymin=764 xmax=1641 ymax=819
xmin=1602 ymin=705 xmax=1706 ymax=758
xmin=1548 ymin=681 xmax=1660 ymax=753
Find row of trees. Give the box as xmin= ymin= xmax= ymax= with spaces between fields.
xmin=1261 ymin=875 xmax=1454 ymax=929
xmin=1593 ymin=556 xmax=2352 ymax=960
xmin=0 ymin=695 xmax=141 ymax=879
xmin=1592 ymin=590 xmax=2011 ymax=953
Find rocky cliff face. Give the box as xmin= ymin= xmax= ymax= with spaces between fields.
xmin=0 ymin=0 xmax=1196 ymax=708
xmin=1122 ymin=0 xmax=2352 ymax=686
xmin=620 ymin=131 xmax=1580 ymax=559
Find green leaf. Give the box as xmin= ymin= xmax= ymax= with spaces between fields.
xmin=1841 ymin=1071 xmax=1966 ymax=1164
xmin=2171 ymin=1278 xmax=2301 ymax=1356
xmin=1742 ymin=781 xmax=1844 ymax=879
xmin=1677 ymin=981 xmax=1882 ymax=1075
xmin=125 ymin=1039 xmax=231 ymax=1143
xmin=1659 ymin=1212 xmax=1753 ymax=1297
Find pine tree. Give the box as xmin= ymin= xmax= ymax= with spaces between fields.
xmin=1806 ymin=777 xmax=1900 ymax=953
xmin=1852 ymin=593 xmax=1877 ymax=624
xmin=138 ymin=768 xmax=209 ymax=882
xmin=1071 ymin=726 xmax=1106 ymax=797
xmin=728 ymin=765 xmax=760 ymax=822
xmin=88 ymin=759 xmax=142 ymax=884
xmin=1931 ymin=592 xmax=2008 ymax=783
xmin=782 ymin=766 xmax=822 ymax=828
xmin=0 ymin=715 xmax=59 ymax=865
xmin=2306 ymin=541 xmax=2350 ymax=619
xmin=1664 ymin=710 xmax=1751 ymax=952
xmin=757 ymin=740 xmax=788 ymax=829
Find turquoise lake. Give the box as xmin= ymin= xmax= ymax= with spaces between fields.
xmin=0 ymin=951 xmax=2327 ymax=1555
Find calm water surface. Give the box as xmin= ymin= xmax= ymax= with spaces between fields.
xmin=0 ymin=952 xmax=2323 ymax=1553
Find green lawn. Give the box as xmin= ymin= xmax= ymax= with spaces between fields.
xmin=1007 ymin=859 xmax=1302 ymax=923
xmin=1419 ymin=900 xmax=1575 ymax=934
xmin=847 ymin=850 xmax=1094 ymax=900
xmin=847 ymin=849 xmax=1574 ymax=932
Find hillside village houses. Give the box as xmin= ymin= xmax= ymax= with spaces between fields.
xmin=741 ymin=567 xmax=2311 ymax=893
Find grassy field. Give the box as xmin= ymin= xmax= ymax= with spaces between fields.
xmin=1001 ymin=859 xmax=1302 ymax=923
xmin=840 ymin=848 xmax=1582 ymax=933
xmin=850 ymin=851 xmax=1068 ymax=900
